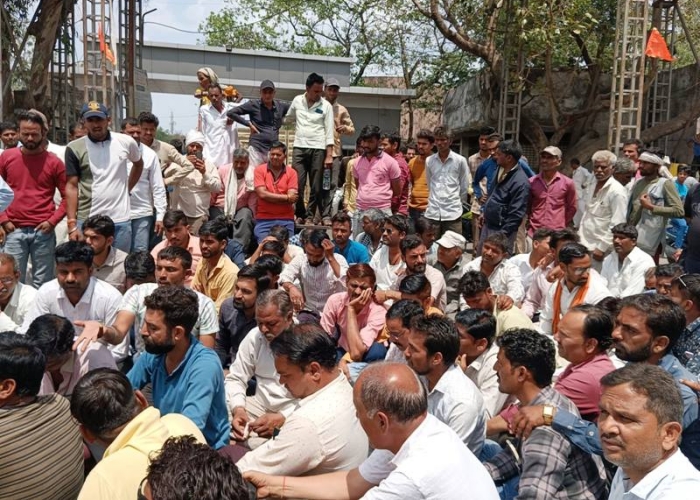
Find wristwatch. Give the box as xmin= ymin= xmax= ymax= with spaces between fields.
xmin=543 ymin=405 xmax=555 ymax=426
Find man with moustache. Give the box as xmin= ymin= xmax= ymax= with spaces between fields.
xmin=225 ymin=290 xmax=298 ymax=449
xmin=127 ymin=286 xmax=230 ymax=449
xmin=0 ymin=109 xmax=63 ymax=288
xmin=601 ymin=224 xmax=655 ymax=297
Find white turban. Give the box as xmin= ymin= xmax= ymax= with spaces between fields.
xmin=185 ymin=130 xmax=205 ymax=147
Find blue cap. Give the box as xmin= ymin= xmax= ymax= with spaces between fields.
xmin=81 ymin=101 xmax=109 ymax=119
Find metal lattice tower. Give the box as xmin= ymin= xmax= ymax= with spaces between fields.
xmin=608 ymin=0 xmax=650 ymax=154
xmin=497 ymin=0 xmax=526 ymax=142
xmin=117 ymin=0 xmax=143 ymax=120
xmin=49 ymin=0 xmax=78 ymax=143
xmin=82 ymin=0 xmax=117 ymax=111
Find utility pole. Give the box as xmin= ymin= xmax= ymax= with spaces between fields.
xmin=169 ymin=110 xmax=175 ymax=134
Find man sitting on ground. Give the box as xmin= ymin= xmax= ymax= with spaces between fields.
xmin=669 ymin=273 xmax=700 ymax=375
xmin=0 ymin=253 xmax=37 ymax=330
xmin=369 ymin=214 xmax=407 ymax=291
xmin=234 ymin=324 xmax=369 ymax=475
xmin=332 ymin=211 xmax=369 ymax=264
xmin=384 ymin=299 xmax=425 ymax=363
xmin=465 ymin=232 xmax=524 ymax=305
xmin=151 ymin=210 xmax=202 ymax=287
xmin=432 ymin=230 xmax=471 ymax=318
xmin=70 ymin=368 xmax=205 ymax=500
xmin=192 ymin=218 xmax=239 ymax=312
xmin=509 ymin=228 xmax=552 ymax=292
xmin=601 ymin=223 xmax=655 ymax=298
xmin=0 ymin=333 xmax=83 ymax=499
xmin=404 ymin=314 xmax=486 ymax=456
xmin=484 ymin=328 xmax=608 ymax=499
xmin=397 ymin=234 xmax=447 ymax=312
xmin=243 ymin=363 xmax=499 ymax=499
xmin=127 ymin=286 xmax=230 ymax=449
xmin=83 ymin=215 xmax=128 ymax=293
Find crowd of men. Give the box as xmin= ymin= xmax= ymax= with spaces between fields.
xmin=1 ymin=70 xmax=700 ymax=500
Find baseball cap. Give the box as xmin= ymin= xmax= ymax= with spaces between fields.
xmin=325 ymin=78 xmax=340 ymax=88
xmin=638 ymin=152 xmax=664 ymax=166
xmin=260 ymin=79 xmax=275 ymax=90
xmin=435 ymin=231 xmax=467 ymax=250
xmin=81 ymin=101 xmax=109 ymax=119
xmin=541 ymin=146 xmax=562 ymax=158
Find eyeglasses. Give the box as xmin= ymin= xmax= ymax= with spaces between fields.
xmin=673 ymin=274 xmax=689 ymax=289
xmin=0 ymin=277 xmax=14 ymax=285
xmin=136 ymin=477 xmax=149 ymax=500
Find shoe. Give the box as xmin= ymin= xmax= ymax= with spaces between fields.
xmin=322 ymin=217 xmax=332 ymax=226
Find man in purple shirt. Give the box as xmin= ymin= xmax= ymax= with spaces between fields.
xmin=527 ymin=146 xmax=577 ymax=237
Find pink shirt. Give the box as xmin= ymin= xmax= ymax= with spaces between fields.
xmin=320 ymin=292 xmax=387 ymax=353
xmin=39 ymin=343 xmax=116 ymax=397
xmin=210 ymin=164 xmax=258 ymax=214
xmin=555 ymin=352 xmax=615 ymax=421
xmin=353 ymin=152 xmax=400 ymax=211
xmin=527 ymin=172 xmax=576 ymax=236
xmin=391 ymin=153 xmax=410 ymax=215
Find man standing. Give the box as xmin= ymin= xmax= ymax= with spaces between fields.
xmin=286 ymin=73 xmax=335 ymax=225
xmin=570 ymin=158 xmax=592 ymax=227
xmin=120 ymin=117 xmax=167 ymax=252
xmin=621 ymin=138 xmax=644 ymax=165
xmin=381 ymin=131 xmax=410 ymax=216
xmin=600 ymin=364 xmax=700 ymax=498
xmin=539 ymin=243 xmax=612 ymax=335
xmin=404 ymin=315 xmax=486 ymax=456
xmin=527 ymin=146 xmax=576 ymax=237
xmin=244 ymin=363 xmax=500 ymax=499
xmin=137 ymin=112 xmax=194 ymax=191
xmin=479 ymin=140 xmax=530 ymax=254
xmin=353 ymin=125 xmax=401 ymax=235
xmin=0 ymin=121 xmax=19 ymax=149
xmin=253 ymin=141 xmax=298 ymax=242
xmin=83 ymin=215 xmax=128 ymax=293
xmin=468 ymin=126 xmax=497 ymax=248
xmin=331 ymin=212 xmax=369 ymax=264
xmin=579 ymin=150 xmax=628 ymax=271
xmin=199 ymin=83 xmax=239 ymax=168
xmin=192 ymin=219 xmax=239 ymax=312
xmin=0 ymin=109 xmax=65 ymax=287
xmin=216 ymin=265 xmax=268 ymax=370
xmin=484 ymin=329 xmax=608 ymax=498
xmin=408 ymin=129 xmax=434 ymax=223
xmin=0 ymin=253 xmax=37 ymax=330
xmin=280 ymin=229 xmax=349 ymax=315
xmin=227 ymin=79 xmax=291 ymax=168
xmin=65 ymin=101 xmax=143 ymax=252
xmin=127 ymin=286 xmax=230 ymax=449
xmin=433 ymin=230 xmax=471 ymax=318
xmin=628 ymin=151 xmax=683 ymax=255
xmin=235 ymin=325 xmax=369 ymax=475
xmin=425 ymin=126 xmax=470 ymax=237
xmin=324 ymin=78 xmax=355 ymax=224
xmin=601 ymin=223 xmax=655 ymax=297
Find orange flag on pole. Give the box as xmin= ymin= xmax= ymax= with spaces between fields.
xmin=646 ymin=28 xmax=674 ymax=62
xmin=98 ymin=23 xmax=117 ymax=65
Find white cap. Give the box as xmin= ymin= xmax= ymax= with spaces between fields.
xmin=638 ymin=152 xmax=664 ymax=166
xmin=542 ymin=146 xmax=562 ymax=158
xmin=185 ymin=130 xmax=205 ymax=147
xmin=435 ymin=230 xmax=467 ymax=250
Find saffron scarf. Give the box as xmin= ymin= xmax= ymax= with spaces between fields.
xmin=551 ymin=278 xmax=590 ymax=334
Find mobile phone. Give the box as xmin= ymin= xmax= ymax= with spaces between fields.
xmin=195 ymin=151 xmax=203 ymax=161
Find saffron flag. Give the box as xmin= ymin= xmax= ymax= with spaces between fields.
xmin=98 ymin=23 xmax=117 ymax=65
xmin=645 ymin=28 xmax=674 ymax=62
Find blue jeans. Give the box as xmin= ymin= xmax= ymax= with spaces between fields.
xmin=254 ymin=219 xmax=295 ymax=244
xmin=670 ymin=217 xmax=688 ymax=249
xmin=112 ymin=221 xmax=132 ymax=253
xmin=131 ymin=215 xmax=154 ymax=252
xmin=480 ymin=439 xmax=520 ymax=500
xmin=3 ymin=227 xmax=56 ymax=288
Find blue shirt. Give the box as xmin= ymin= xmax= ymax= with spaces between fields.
xmin=127 ymin=335 xmax=230 ymax=449
xmin=335 ymin=239 xmax=370 ymax=264
xmin=552 ymin=354 xmax=700 ymax=461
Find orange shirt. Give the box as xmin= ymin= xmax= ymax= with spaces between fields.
xmin=409 ymin=156 xmax=429 ymax=211
xmin=253 ymin=163 xmax=298 ymax=220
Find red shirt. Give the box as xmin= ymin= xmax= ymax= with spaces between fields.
xmin=253 ymin=163 xmax=298 ymax=220
xmin=391 ymin=152 xmax=410 ymax=215
xmin=527 ymin=172 xmax=576 ymax=236
xmin=555 ymin=352 xmax=615 ymax=421
xmin=0 ymin=148 xmax=67 ymax=227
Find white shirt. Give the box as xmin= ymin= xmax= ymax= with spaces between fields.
xmin=279 ymin=253 xmax=349 ymax=315
xmin=425 ymin=364 xmax=486 ymax=456
xmin=358 ymin=414 xmax=499 ymax=500
xmin=390 ymin=265 xmax=447 ymax=312
xmin=539 ymin=270 xmax=612 ymax=334
xmin=601 ymin=246 xmax=656 ymax=298
xmin=0 ymin=282 xmax=37 ymax=331
xmin=385 ymin=343 xmax=407 ymax=363
xmin=424 ymin=151 xmax=470 ymax=221
xmin=199 ymin=102 xmax=240 ymax=167
xmin=119 ymin=283 xmax=218 ymax=354
xmin=20 ymin=277 xmax=127 ymax=361
xmin=370 ymin=246 xmax=406 ymax=292
xmin=465 ymin=343 xmax=511 ymax=419
xmin=465 ymin=257 xmax=525 ymax=304
xmin=572 ymin=166 xmax=593 ymax=225
xmin=128 ymin=144 xmax=167 ymax=221
xmin=509 ymin=253 xmax=536 ymax=292
xmin=609 ymin=449 xmax=700 ymax=500
xmin=579 ymin=176 xmax=629 ymax=254
xmin=225 ymin=327 xmax=296 ymax=415
xmin=285 ymin=95 xmax=335 ymax=150
xmin=237 ymin=373 xmax=369 ymax=476
xmin=170 ymin=158 xmax=221 ymax=218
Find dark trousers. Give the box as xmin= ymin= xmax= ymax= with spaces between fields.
xmin=293 ymin=147 xmax=326 ymax=220
xmin=426 ymin=217 xmax=463 ymax=239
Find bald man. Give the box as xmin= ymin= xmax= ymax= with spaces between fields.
xmin=244 ymin=362 xmax=498 ymax=499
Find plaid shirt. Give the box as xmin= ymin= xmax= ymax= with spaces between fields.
xmin=485 ymin=386 xmax=608 ymax=499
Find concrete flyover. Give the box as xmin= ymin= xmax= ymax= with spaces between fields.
xmin=141 ymin=42 xmax=415 ymax=149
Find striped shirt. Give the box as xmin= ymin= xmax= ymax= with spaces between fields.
xmin=0 ymin=394 xmax=83 ymax=499
xmin=279 ymin=253 xmax=349 ymax=314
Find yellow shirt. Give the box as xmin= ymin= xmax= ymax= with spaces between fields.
xmin=344 ymin=157 xmax=358 ymax=212
xmin=409 ymin=156 xmax=429 ymax=211
xmin=78 ymin=407 xmax=205 ymax=500
xmin=192 ymin=253 xmax=239 ymax=312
